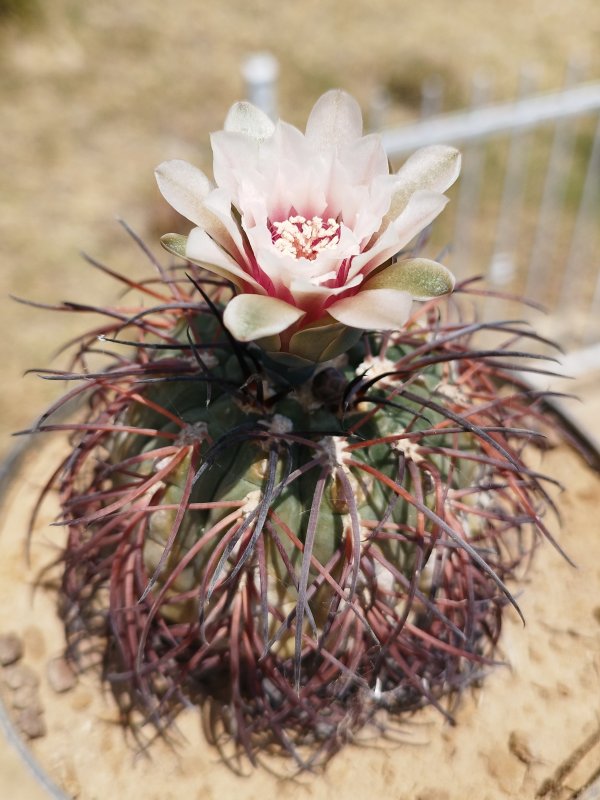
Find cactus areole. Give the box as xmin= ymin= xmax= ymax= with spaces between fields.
xmin=25 ymin=91 xmax=567 ymax=769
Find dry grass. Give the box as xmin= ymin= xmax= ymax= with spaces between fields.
xmin=1 ymin=0 xmax=599 ymax=457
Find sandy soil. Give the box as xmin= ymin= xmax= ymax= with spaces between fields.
xmin=1 ymin=439 xmax=599 ymax=800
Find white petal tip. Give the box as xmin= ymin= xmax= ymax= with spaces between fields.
xmin=224 ymin=101 xmax=275 ymax=140
xmin=305 ymin=89 xmax=363 ymax=150
xmin=154 ymin=160 xmax=211 ymax=227
xmin=160 ymin=233 xmax=188 ymax=259
xmin=223 ymin=294 xmax=305 ymax=342
xmin=365 ymin=258 xmax=455 ymax=301
xmin=329 ymin=289 xmax=413 ymax=331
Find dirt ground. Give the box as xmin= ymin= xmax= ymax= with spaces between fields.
xmin=1 ymin=441 xmax=599 ymax=800
xmin=1 ymin=1 xmax=600 ymax=797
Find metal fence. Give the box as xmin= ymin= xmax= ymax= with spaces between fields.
xmin=380 ymin=70 xmax=600 ymax=356
xmin=244 ymin=57 xmax=600 ymax=358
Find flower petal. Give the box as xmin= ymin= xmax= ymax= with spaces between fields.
xmin=349 ymin=189 xmax=449 ymax=279
xmin=161 ymin=229 xmax=260 ymax=295
xmin=288 ymin=320 xmax=363 ymax=362
xmin=224 ymin=101 xmax=275 ymax=140
xmin=211 ymin=130 xmax=260 ymax=199
xmin=250 ymin=121 xmax=324 ymax=219
xmin=364 ymin=258 xmax=455 ymax=300
xmin=287 ymin=273 xmax=364 ymax=313
xmin=328 ymin=288 xmax=413 ymax=330
xmin=223 ymin=294 xmax=305 ymax=341
xmin=185 ymin=227 xmax=263 ymax=291
xmin=318 ymin=326 xmax=364 ymax=362
xmin=155 ymin=160 xmax=212 ymax=228
xmin=160 ymin=233 xmax=188 ymax=259
xmin=392 ymin=189 xmax=449 ymax=249
xmin=154 ymin=160 xmax=244 ymax=258
xmin=381 ymin=145 xmax=461 ymax=229
xmin=202 ymin=187 xmax=253 ymax=264
xmin=305 ymin=90 xmax=363 ymax=151
xmin=340 ymin=133 xmax=389 ymax=184
xmin=397 ymin=145 xmax=461 ymax=193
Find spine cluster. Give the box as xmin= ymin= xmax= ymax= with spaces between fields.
xmin=23 ymin=237 xmax=565 ymax=768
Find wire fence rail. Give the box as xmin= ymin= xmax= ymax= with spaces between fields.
xmin=380 ymin=73 xmax=600 ymax=360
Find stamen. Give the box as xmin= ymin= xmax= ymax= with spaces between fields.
xmin=270 ymin=215 xmax=340 ymax=261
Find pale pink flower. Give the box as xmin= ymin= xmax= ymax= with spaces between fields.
xmin=156 ymin=90 xmax=460 ymax=361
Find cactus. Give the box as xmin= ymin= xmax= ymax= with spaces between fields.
xmin=22 ymin=90 xmax=568 ymax=769
xmin=24 ymin=244 xmax=565 ymax=768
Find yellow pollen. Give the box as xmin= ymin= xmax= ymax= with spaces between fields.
xmin=271 ymin=215 xmax=340 ymax=261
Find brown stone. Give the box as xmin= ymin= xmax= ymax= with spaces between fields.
xmin=508 ymin=730 xmax=535 ymax=764
xmin=0 ymin=632 xmax=24 ymax=666
xmin=1 ymin=663 xmax=39 ymax=690
xmin=11 ymin=683 xmax=43 ymax=713
xmin=46 ymin=657 xmax=77 ymax=694
xmin=15 ymin=707 xmax=47 ymax=739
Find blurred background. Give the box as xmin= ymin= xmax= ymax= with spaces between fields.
xmin=1 ymin=0 xmax=600 ymax=461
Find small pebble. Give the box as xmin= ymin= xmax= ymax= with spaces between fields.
xmin=1 ymin=663 xmax=39 ymax=690
xmin=16 ymin=707 xmax=47 ymax=739
xmin=0 ymin=632 xmax=24 ymax=666
xmin=509 ymin=730 xmax=535 ymax=764
xmin=47 ymin=657 xmax=77 ymax=694
xmin=11 ymin=684 xmax=43 ymax=712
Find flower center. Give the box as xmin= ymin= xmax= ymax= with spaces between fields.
xmin=270 ymin=215 xmax=340 ymax=261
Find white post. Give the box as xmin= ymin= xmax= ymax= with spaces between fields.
xmin=242 ymin=53 xmax=279 ymax=120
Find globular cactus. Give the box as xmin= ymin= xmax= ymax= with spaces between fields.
xmin=26 ymin=259 xmax=564 ymax=768
xmin=23 ymin=90 xmax=567 ymax=769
